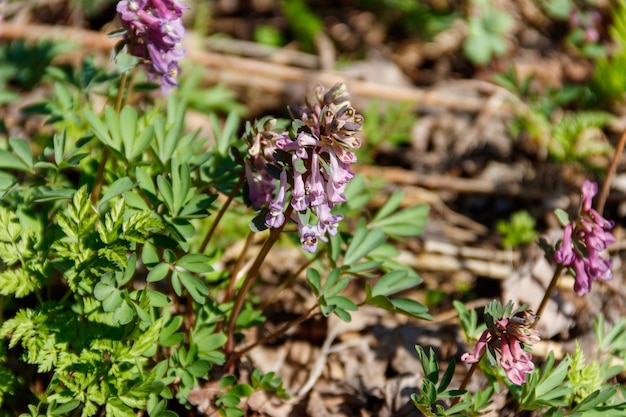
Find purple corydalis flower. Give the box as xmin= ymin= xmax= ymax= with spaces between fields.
xmin=462 ymin=307 xmax=539 ymax=386
xmin=244 ymin=119 xmax=281 ymax=210
xmin=243 ymin=83 xmax=363 ymax=252
xmin=554 ymin=180 xmax=615 ymax=296
xmin=266 ymin=171 xmax=287 ymax=228
xmin=116 ymin=0 xmax=187 ymax=93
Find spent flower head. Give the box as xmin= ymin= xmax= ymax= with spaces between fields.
xmin=461 ymin=301 xmax=539 ymax=385
xmin=116 ymin=0 xmax=187 ymax=92
xmin=554 ymin=180 xmax=615 ymax=296
xmin=243 ymin=83 xmax=363 ymax=252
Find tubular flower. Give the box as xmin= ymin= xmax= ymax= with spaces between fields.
xmin=243 ymin=118 xmax=280 ymax=210
xmin=554 ymin=180 xmax=615 ymax=296
xmin=462 ymin=304 xmax=539 ymax=386
xmin=242 ymin=84 xmax=363 ymax=252
xmin=116 ymin=0 xmax=187 ymax=93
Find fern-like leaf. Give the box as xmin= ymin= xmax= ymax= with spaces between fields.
xmin=0 ymin=268 xmax=38 ymax=297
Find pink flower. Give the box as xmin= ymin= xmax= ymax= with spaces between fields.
xmin=554 ymin=180 xmax=615 ymax=296
xmin=461 ymin=304 xmax=539 ymax=386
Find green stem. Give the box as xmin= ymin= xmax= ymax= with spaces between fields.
xmin=114 ymin=72 xmax=128 ymax=113
xmin=199 ymin=172 xmax=244 ymax=254
xmin=451 ymin=361 xmax=478 ymax=407
xmin=534 ymin=264 xmax=564 ymax=323
xmin=597 ymin=127 xmax=626 ymax=215
xmin=91 ymin=72 xmax=128 ymax=205
xmin=90 ymin=148 xmax=109 ymax=205
xmin=223 ymin=230 xmax=255 ymax=304
xmin=224 ymin=206 xmax=293 ymax=360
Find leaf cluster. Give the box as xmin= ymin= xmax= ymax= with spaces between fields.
xmin=0 ymin=44 xmax=436 ymax=416
xmin=463 ymin=0 xmax=514 ymax=65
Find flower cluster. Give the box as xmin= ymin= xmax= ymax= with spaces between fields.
xmin=243 ymin=83 xmax=363 ymax=252
xmin=555 ymin=180 xmax=615 ymax=296
xmin=116 ymin=0 xmax=186 ymax=92
xmin=462 ymin=305 xmax=539 ymax=385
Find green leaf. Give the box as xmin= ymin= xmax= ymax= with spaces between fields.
xmin=142 ymin=241 xmax=160 ymax=267
xmin=438 ymin=359 xmax=456 ymax=393
xmin=9 ymin=138 xmax=33 ymax=170
xmin=139 ymin=289 xmax=171 ymax=308
xmin=345 ymin=260 xmax=382 ymax=274
xmin=85 ymin=108 xmax=115 ymax=148
xmin=554 ymin=208 xmax=570 ymax=227
xmin=95 ymin=284 xmax=123 ymax=312
xmin=49 ymin=400 xmax=80 ymax=415
xmin=177 ymin=253 xmax=213 ymax=273
xmin=53 ymin=130 xmax=67 ymax=165
xmin=372 ymin=270 xmax=415 ymax=297
xmin=306 ymin=268 xmax=321 ymax=296
xmin=119 ymin=253 xmax=137 ymax=285
xmin=226 ymin=383 xmax=254 ymax=397
xmin=147 ymin=262 xmax=170 ymax=283
xmin=343 ymin=225 xmax=385 ymax=265
xmin=119 ymin=105 xmax=138 ymax=160
xmin=157 ymin=175 xmax=175 ymax=214
xmin=53 ymin=81 xmax=73 ymax=109
xmin=187 ymin=360 xmax=211 ymax=377
xmin=320 ymin=268 xmax=341 ymax=295
xmin=114 ymin=51 xmax=139 ymax=73
xmin=98 ymin=177 xmax=134 ymax=211
xmin=179 ymin=194 xmax=215 ymax=218
xmin=193 ymin=329 xmax=227 ymax=354
xmin=113 ymin=299 xmax=134 ymax=325
xmin=131 ymin=123 xmax=154 ymax=160
xmin=171 ymin=159 xmax=190 ymax=215
xmin=535 ymin=356 xmax=571 ymax=400
xmin=372 ymin=191 xmax=403 ymax=221
xmin=160 ymin=316 xmax=184 ymax=347
xmin=0 ymin=150 xmax=30 ymax=172
xmin=136 ymin=166 xmax=157 ymax=200
xmin=392 ymin=298 xmax=431 ymax=319
xmin=327 ymin=295 xmax=358 ymax=312
xmin=105 ymin=105 xmax=123 ymax=151
xmin=177 ymin=271 xmax=208 ymax=304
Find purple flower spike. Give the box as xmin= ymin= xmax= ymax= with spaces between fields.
xmin=116 ymin=0 xmax=187 ymax=93
xmin=242 ymin=83 xmax=363 ymax=252
xmin=554 ymin=180 xmax=615 ymax=296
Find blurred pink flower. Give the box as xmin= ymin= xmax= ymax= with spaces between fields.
xmin=462 ymin=308 xmax=539 ymax=385
xmin=116 ymin=0 xmax=187 ymax=93
xmin=554 ymin=180 xmax=615 ymax=296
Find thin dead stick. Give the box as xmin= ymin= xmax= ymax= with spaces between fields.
xmin=356 ymin=165 xmax=552 ymax=199
xmin=1 ymin=22 xmax=506 ymax=114
xmin=297 ymin=320 xmax=342 ymax=397
xmin=597 ymin=128 xmax=626 ymax=215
